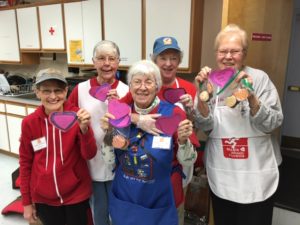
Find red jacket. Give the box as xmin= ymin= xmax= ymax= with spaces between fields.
xmin=19 ymin=101 xmax=97 ymax=206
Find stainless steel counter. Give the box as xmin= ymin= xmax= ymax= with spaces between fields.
xmin=0 ymin=94 xmax=40 ymax=106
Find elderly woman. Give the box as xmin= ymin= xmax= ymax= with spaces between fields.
xmin=68 ymin=40 xmax=128 ymax=225
xmin=101 ymin=60 xmax=197 ymax=225
xmin=194 ymin=24 xmax=283 ymax=225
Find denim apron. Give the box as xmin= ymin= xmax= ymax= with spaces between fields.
xmin=109 ymin=101 xmax=178 ymax=225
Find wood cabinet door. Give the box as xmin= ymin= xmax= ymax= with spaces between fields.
xmin=17 ymin=7 xmax=40 ymax=50
xmin=82 ymin=0 xmax=102 ymax=65
xmin=7 ymin=115 xmax=22 ymax=155
xmin=0 ymin=113 xmax=10 ymax=152
xmin=38 ymin=4 xmax=65 ymax=50
xmin=64 ymin=1 xmax=84 ymax=64
xmin=64 ymin=0 xmax=102 ymax=65
xmin=145 ymin=0 xmax=192 ymax=69
xmin=0 ymin=9 xmax=20 ymax=62
xmin=103 ymin=0 xmax=142 ymax=67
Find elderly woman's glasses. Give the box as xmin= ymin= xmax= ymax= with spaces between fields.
xmin=94 ymin=56 xmax=119 ymax=64
xmin=39 ymin=88 xmax=65 ymax=96
xmin=130 ymin=79 xmax=156 ymax=89
xmin=217 ymin=49 xmax=243 ymax=57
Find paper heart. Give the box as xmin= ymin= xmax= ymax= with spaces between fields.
xmin=163 ymin=88 xmax=186 ymax=104
xmin=209 ymin=68 xmax=235 ymax=88
xmin=49 ymin=111 xmax=77 ymax=132
xmin=108 ymin=99 xmax=131 ymax=119
xmin=109 ymin=115 xmax=131 ymax=128
xmin=89 ymin=83 xmax=111 ymax=101
xmin=155 ymin=114 xmax=182 ymax=136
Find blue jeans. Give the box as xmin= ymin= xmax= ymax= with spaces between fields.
xmin=90 ymin=181 xmax=112 ymax=225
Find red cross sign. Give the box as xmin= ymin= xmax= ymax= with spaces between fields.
xmin=49 ymin=27 xmax=55 ymax=35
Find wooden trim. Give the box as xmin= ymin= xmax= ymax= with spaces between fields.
xmin=6 ymin=113 xmax=24 ymax=119
xmin=15 ymin=6 xmax=21 ymax=61
xmin=188 ymin=0 xmax=204 ymax=74
xmin=101 ymin=0 xmax=105 ymax=40
xmin=36 ymin=6 xmax=42 ymax=50
xmin=141 ymin=0 xmax=146 ymax=59
xmin=0 ymin=149 xmax=18 ymax=158
xmin=0 ymin=0 xmax=84 ymax=10
xmin=61 ymin=3 xmax=67 ymax=51
xmin=221 ymin=0 xmax=229 ymax=28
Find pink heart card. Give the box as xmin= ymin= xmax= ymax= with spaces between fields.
xmin=209 ymin=67 xmax=235 ymax=88
xmin=49 ymin=111 xmax=77 ymax=132
xmin=155 ymin=114 xmax=182 ymax=136
xmin=109 ymin=115 xmax=131 ymax=128
xmin=163 ymin=88 xmax=186 ymax=104
xmin=89 ymin=83 xmax=111 ymax=101
xmin=108 ymin=99 xmax=131 ymax=120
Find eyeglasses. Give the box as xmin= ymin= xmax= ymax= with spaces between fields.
xmin=94 ymin=56 xmax=119 ymax=64
xmin=217 ymin=49 xmax=244 ymax=57
xmin=39 ymin=88 xmax=65 ymax=96
xmin=130 ymin=79 xmax=156 ymax=89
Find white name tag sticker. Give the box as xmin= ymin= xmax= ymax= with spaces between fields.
xmin=31 ymin=137 xmax=47 ymax=152
xmin=152 ymin=136 xmax=171 ymax=150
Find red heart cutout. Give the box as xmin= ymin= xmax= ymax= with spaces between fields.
xmin=209 ymin=67 xmax=235 ymax=88
xmin=89 ymin=83 xmax=111 ymax=101
xmin=49 ymin=111 xmax=77 ymax=132
xmin=108 ymin=99 xmax=131 ymax=119
xmin=163 ymin=88 xmax=186 ymax=104
xmin=155 ymin=114 xmax=182 ymax=136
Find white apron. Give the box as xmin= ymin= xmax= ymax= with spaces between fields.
xmin=205 ymin=95 xmax=279 ymax=203
xmin=78 ymin=80 xmax=128 ymax=181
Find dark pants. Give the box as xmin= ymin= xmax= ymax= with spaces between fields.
xmin=36 ymin=199 xmax=90 ymax=225
xmin=210 ymin=191 xmax=275 ymax=225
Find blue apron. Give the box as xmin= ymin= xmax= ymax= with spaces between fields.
xmin=109 ymin=101 xmax=178 ymax=225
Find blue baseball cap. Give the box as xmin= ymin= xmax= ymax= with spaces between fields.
xmin=153 ymin=36 xmax=181 ymax=55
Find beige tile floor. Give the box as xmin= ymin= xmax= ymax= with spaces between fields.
xmin=0 ymin=153 xmax=27 ymax=225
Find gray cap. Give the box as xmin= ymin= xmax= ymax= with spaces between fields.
xmin=35 ymin=68 xmax=67 ymax=85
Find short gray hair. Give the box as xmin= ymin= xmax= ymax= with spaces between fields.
xmin=127 ymin=60 xmax=162 ymax=90
xmin=93 ymin=40 xmax=120 ymax=58
xmin=214 ymin=24 xmax=248 ymax=52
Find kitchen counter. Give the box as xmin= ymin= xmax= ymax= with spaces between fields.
xmin=0 ymin=94 xmax=40 ymax=106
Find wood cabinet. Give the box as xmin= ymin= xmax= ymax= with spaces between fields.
xmin=38 ymin=3 xmax=65 ymax=51
xmin=0 ymin=9 xmax=20 ymax=62
xmin=64 ymin=0 xmax=102 ymax=65
xmin=5 ymin=102 xmax=27 ymax=155
xmin=0 ymin=0 xmax=204 ymax=73
xmin=0 ymin=101 xmax=9 ymax=152
xmin=16 ymin=7 xmax=40 ymax=50
xmin=103 ymin=0 xmax=142 ymax=67
xmin=0 ymin=99 xmax=38 ymax=155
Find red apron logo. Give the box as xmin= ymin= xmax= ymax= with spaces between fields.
xmin=222 ymin=138 xmax=248 ymax=159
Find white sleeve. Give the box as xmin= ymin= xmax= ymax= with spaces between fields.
xmin=176 ymin=139 xmax=197 ymax=166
